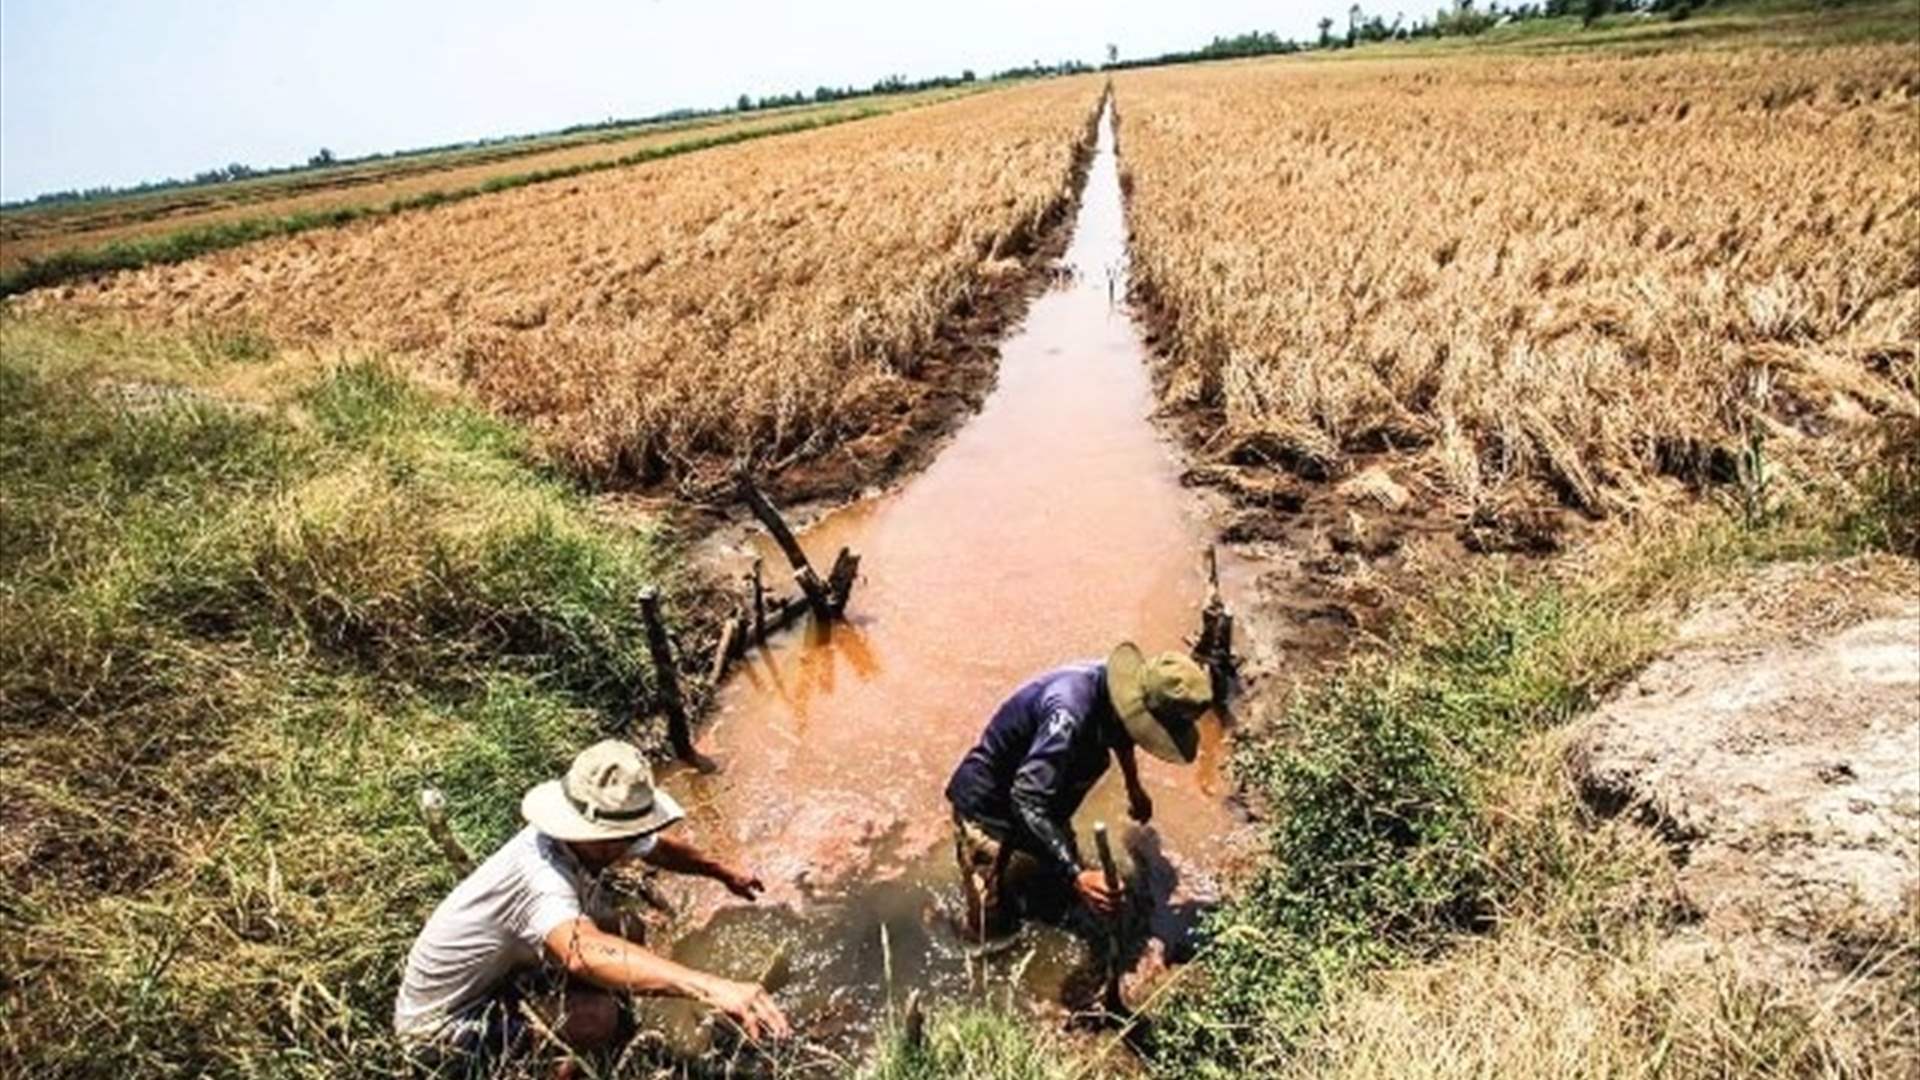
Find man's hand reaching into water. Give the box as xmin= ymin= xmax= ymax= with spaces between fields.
xmin=701 ymin=977 xmax=792 ymax=1043
xmin=722 ymin=867 xmax=766 ymax=902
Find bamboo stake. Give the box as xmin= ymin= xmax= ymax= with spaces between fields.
xmin=709 ymin=615 xmax=740 ymax=685
xmin=902 ymin=988 xmax=926 ymax=1051
xmin=750 ymin=557 xmax=767 ymax=644
xmin=1093 ymin=821 xmax=1126 ymax=1017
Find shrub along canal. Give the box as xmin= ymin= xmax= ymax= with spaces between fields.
xmin=650 ymin=99 xmax=1246 ymax=1054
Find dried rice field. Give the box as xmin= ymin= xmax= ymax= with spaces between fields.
xmin=0 ymin=90 xmax=966 ymax=274
xmin=31 ymin=78 xmax=1102 ymax=481
xmin=1116 ymin=46 xmax=1920 ymax=520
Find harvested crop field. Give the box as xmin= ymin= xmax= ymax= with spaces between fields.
xmin=26 ymin=79 xmax=1102 ymax=489
xmin=1115 ymin=46 xmax=1920 ymax=527
xmin=0 ymin=91 xmax=965 ymax=274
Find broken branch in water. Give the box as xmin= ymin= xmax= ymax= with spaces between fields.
xmin=705 ymin=473 xmax=863 ymax=688
xmin=736 ymin=472 xmax=835 ymax=620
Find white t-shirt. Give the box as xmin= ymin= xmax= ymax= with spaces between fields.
xmin=392 ymin=825 xmax=656 ymax=1039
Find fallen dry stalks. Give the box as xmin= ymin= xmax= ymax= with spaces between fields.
xmin=1116 ymin=47 xmax=1919 ymax=521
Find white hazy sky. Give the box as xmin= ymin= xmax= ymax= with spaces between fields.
xmin=0 ymin=1 xmax=1336 ymax=200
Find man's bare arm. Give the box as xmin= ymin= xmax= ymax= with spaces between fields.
xmin=1115 ymin=742 xmax=1153 ymax=823
xmin=543 ymin=917 xmax=790 ymax=1040
xmin=641 ymin=835 xmax=764 ymax=899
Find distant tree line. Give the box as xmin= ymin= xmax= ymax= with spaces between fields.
xmin=5 ymin=117 xmax=664 ymax=211
xmin=729 ymin=59 xmax=1091 ymax=113
xmin=1102 ymin=0 xmax=1716 ymax=70
xmin=1104 ymin=31 xmax=1305 ymax=70
xmin=734 ymin=69 xmax=976 ymax=112
xmin=988 ymin=59 xmax=1096 ymax=80
xmin=7 ymin=57 xmax=1099 ymax=213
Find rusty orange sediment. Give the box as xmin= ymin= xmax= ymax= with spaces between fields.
xmin=646 ymin=102 xmax=1245 ymax=1046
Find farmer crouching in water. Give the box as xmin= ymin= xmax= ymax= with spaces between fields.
xmin=393 ymin=740 xmax=790 ymax=1069
xmin=944 ymin=642 xmax=1212 ymax=937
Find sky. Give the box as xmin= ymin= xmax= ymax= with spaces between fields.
xmin=0 ymin=1 xmax=1335 ymax=201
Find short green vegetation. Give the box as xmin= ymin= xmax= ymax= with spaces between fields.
xmin=0 ymin=316 xmax=698 ymax=1075
xmin=860 ymin=1005 xmax=1077 ymax=1080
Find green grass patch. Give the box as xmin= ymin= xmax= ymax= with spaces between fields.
xmin=860 ymin=1005 xmax=1077 ymax=1080
xmin=0 ymin=316 xmax=701 ymax=1075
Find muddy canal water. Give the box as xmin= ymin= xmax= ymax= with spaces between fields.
xmin=655 ymin=101 xmax=1241 ymax=1051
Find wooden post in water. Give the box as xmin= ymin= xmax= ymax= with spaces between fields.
xmin=1093 ymin=821 xmax=1127 ymax=1017
xmin=735 ymin=473 xmax=834 ymax=621
xmin=1193 ymin=545 xmax=1237 ymax=704
xmin=825 ymin=546 xmax=861 ymax=617
xmin=637 ymin=588 xmax=715 ymax=771
xmin=750 ymin=557 xmax=767 ymax=645
xmin=709 ymin=615 xmax=740 ymax=686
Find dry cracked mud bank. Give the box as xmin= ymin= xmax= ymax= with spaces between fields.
xmin=1574 ymin=555 xmax=1919 ymax=984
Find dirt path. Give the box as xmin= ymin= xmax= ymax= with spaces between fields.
xmin=637 ymin=100 xmax=1256 ymax=1052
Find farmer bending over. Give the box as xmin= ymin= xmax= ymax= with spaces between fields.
xmin=393 ymin=740 xmax=789 ymax=1068
xmin=944 ymin=642 xmax=1212 ymax=937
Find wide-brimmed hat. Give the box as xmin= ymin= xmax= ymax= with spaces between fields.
xmin=1106 ymin=642 xmax=1211 ymax=764
xmin=521 ymin=740 xmax=685 ymax=843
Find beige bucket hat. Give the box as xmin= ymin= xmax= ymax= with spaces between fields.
xmin=1106 ymin=642 xmax=1212 ymax=764
xmin=521 ymin=739 xmax=686 ymax=843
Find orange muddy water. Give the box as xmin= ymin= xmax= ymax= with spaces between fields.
xmin=652 ymin=101 xmax=1243 ymax=1051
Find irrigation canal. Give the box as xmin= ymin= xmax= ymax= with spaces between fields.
xmin=652 ymin=99 xmax=1245 ymax=1054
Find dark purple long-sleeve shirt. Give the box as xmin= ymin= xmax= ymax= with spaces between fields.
xmin=944 ymin=661 xmax=1120 ymax=874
